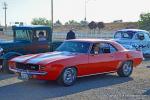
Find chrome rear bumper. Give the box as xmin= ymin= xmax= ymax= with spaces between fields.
xmin=9 ymin=68 xmax=47 ymax=75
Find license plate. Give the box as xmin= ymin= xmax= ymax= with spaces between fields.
xmin=19 ymin=72 xmax=29 ymax=80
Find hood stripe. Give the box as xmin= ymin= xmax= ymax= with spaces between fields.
xmin=12 ymin=51 xmax=74 ymax=65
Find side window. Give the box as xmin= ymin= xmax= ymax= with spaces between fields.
xmin=135 ymin=32 xmax=145 ymax=40
xmin=114 ymin=32 xmax=122 ymax=38
xmin=33 ymin=30 xmax=48 ymax=42
xmin=100 ymin=43 xmax=110 ymax=53
xmin=109 ymin=44 xmax=117 ymax=53
xmin=91 ymin=43 xmax=118 ymax=54
xmin=90 ymin=43 xmax=100 ymax=54
xmin=100 ymin=43 xmax=117 ymax=54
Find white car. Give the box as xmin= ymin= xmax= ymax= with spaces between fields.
xmin=114 ymin=29 xmax=150 ymax=56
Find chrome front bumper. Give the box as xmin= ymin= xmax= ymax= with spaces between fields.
xmin=9 ymin=68 xmax=47 ymax=75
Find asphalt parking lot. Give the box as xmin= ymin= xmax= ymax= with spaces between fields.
xmin=0 ymin=60 xmax=150 ymax=100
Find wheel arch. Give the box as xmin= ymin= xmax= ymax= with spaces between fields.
xmin=57 ymin=66 xmax=78 ymax=79
xmin=2 ymin=52 xmax=22 ymax=60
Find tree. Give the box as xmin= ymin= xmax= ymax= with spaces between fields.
xmin=31 ymin=17 xmax=52 ymax=26
xmin=65 ymin=20 xmax=79 ymax=25
xmin=138 ymin=13 xmax=150 ymax=31
xmin=88 ymin=21 xmax=97 ymax=33
xmin=80 ymin=20 xmax=88 ymax=26
xmin=54 ymin=20 xmax=62 ymax=26
xmin=97 ymin=22 xmax=105 ymax=33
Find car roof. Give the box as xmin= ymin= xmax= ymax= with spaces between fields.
xmin=12 ymin=25 xmax=51 ymax=30
xmin=66 ymin=39 xmax=126 ymax=51
xmin=66 ymin=39 xmax=113 ymax=43
xmin=117 ymin=29 xmax=149 ymax=33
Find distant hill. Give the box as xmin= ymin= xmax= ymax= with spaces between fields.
xmin=54 ymin=22 xmax=138 ymax=33
xmin=1 ymin=22 xmax=138 ymax=34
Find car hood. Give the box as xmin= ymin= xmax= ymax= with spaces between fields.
xmin=11 ymin=51 xmax=77 ymax=65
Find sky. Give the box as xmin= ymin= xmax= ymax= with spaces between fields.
xmin=0 ymin=0 xmax=150 ymax=25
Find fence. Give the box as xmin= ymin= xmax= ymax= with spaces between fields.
xmin=3 ymin=30 xmax=115 ymax=41
xmin=52 ymin=32 xmax=114 ymax=41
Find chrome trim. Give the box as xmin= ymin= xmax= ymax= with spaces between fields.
xmin=9 ymin=68 xmax=47 ymax=75
xmin=77 ymin=71 xmax=117 ymax=78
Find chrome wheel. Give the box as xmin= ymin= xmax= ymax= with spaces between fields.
xmin=117 ymin=61 xmax=133 ymax=77
xmin=122 ymin=62 xmax=132 ymax=76
xmin=63 ymin=68 xmax=77 ymax=85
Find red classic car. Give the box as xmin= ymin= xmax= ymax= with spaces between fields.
xmin=9 ymin=39 xmax=143 ymax=86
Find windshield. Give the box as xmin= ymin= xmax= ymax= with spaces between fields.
xmin=15 ymin=30 xmax=32 ymax=41
xmin=56 ymin=41 xmax=91 ymax=54
xmin=114 ymin=31 xmax=136 ymax=39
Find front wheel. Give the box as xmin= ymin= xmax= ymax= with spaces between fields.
xmin=117 ymin=61 xmax=133 ymax=77
xmin=57 ymin=67 xmax=77 ymax=86
xmin=2 ymin=59 xmax=12 ymax=73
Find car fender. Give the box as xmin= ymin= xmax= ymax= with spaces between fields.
xmin=47 ymin=63 xmax=77 ymax=80
xmin=2 ymin=52 xmax=22 ymax=60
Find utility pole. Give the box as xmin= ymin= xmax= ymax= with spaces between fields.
xmin=51 ymin=0 xmax=53 ymax=33
xmin=3 ymin=2 xmax=7 ymax=30
xmin=84 ymin=0 xmax=87 ymax=21
xmin=84 ymin=0 xmax=96 ymax=21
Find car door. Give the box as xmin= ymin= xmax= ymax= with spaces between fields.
xmin=88 ymin=42 xmax=119 ymax=74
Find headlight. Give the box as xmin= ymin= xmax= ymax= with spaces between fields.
xmin=0 ymin=46 xmax=3 ymax=53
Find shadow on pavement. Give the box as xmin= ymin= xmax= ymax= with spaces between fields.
xmin=0 ymin=74 xmax=133 ymax=100
xmin=0 ymin=72 xmax=15 ymax=80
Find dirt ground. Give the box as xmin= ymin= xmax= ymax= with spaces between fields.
xmin=0 ymin=59 xmax=150 ymax=100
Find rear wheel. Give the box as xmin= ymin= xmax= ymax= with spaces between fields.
xmin=57 ymin=67 xmax=77 ymax=86
xmin=117 ymin=61 xmax=133 ymax=77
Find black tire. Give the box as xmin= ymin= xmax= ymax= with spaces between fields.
xmin=117 ymin=61 xmax=133 ymax=77
xmin=2 ymin=55 xmax=19 ymax=74
xmin=57 ymin=67 xmax=77 ymax=86
xmin=2 ymin=59 xmax=14 ymax=73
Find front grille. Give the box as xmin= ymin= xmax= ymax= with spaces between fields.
xmin=16 ymin=63 xmax=40 ymax=71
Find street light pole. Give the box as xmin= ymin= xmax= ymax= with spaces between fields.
xmin=3 ymin=2 xmax=7 ymax=30
xmin=51 ymin=0 xmax=53 ymax=33
xmin=84 ymin=0 xmax=87 ymax=21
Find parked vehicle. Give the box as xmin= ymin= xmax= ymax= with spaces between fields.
xmin=0 ymin=25 xmax=62 ymax=73
xmin=114 ymin=29 xmax=150 ymax=56
xmin=9 ymin=39 xmax=143 ymax=86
